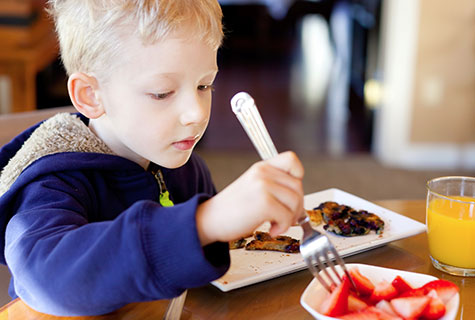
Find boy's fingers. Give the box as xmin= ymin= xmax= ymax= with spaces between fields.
xmin=253 ymin=164 xmax=304 ymax=199
xmin=267 ymin=203 xmax=301 ymax=237
xmin=268 ymin=222 xmax=287 ymax=238
xmin=264 ymin=181 xmax=303 ymax=216
xmin=265 ymin=151 xmax=304 ymax=179
xmin=263 ymin=187 xmax=304 ymax=238
xmin=266 ymin=208 xmax=293 ymax=238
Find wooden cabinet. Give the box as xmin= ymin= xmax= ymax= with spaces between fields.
xmin=0 ymin=1 xmax=59 ymax=113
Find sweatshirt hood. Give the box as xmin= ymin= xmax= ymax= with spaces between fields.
xmin=0 ymin=113 xmax=114 ymax=197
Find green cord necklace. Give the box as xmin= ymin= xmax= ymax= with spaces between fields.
xmin=149 ymin=164 xmax=174 ymax=207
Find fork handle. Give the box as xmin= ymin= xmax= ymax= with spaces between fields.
xmin=231 ymin=92 xmax=278 ymax=160
xmin=231 ymin=92 xmax=312 ymax=234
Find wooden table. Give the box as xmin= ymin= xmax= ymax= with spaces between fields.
xmin=0 ymin=200 xmax=472 ymax=319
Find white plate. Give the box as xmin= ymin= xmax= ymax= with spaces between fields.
xmin=300 ymin=263 xmax=459 ymax=320
xmin=212 ymin=188 xmax=427 ymax=292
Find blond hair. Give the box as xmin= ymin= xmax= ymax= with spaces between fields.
xmin=47 ymin=0 xmax=223 ymax=77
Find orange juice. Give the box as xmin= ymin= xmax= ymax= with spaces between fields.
xmin=427 ymin=196 xmax=475 ymax=268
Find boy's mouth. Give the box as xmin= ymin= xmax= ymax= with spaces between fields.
xmin=172 ymin=135 xmax=200 ymax=151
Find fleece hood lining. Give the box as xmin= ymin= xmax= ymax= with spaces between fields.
xmin=0 ymin=113 xmax=114 ymax=196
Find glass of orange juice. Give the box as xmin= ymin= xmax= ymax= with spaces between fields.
xmin=426 ymin=176 xmax=475 ymax=276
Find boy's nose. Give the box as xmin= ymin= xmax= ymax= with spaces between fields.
xmin=179 ymin=94 xmax=210 ymax=126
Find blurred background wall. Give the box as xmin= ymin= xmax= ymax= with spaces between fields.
xmin=374 ymin=0 xmax=475 ymax=170
xmin=0 ymin=0 xmax=474 ymax=172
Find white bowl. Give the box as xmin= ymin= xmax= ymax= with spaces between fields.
xmin=300 ymin=263 xmax=459 ymax=320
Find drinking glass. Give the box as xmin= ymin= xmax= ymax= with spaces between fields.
xmin=426 ymin=176 xmax=475 ymax=276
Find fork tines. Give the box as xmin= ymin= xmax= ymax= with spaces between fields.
xmin=305 ymin=239 xmax=350 ymax=292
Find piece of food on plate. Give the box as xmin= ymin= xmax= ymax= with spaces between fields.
xmin=229 ymin=238 xmax=247 ymax=250
xmin=306 ymin=209 xmax=323 ymax=225
xmin=316 ymin=266 xmax=459 ymax=319
xmin=245 ymin=231 xmax=300 ymax=253
xmin=313 ymin=201 xmax=384 ymax=236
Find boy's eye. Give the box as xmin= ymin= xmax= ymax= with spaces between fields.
xmin=198 ymin=84 xmax=215 ymax=92
xmin=149 ymin=92 xmax=173 ymax=100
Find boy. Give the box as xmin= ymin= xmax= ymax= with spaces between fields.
xmin=0 ymin=0 xmax=304 ymax=316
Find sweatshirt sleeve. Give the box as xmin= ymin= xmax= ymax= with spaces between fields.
xmin=4 ymin=173 xmax=230 ymax=316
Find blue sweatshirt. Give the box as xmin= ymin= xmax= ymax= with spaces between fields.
xmin=0 ymin=112 xmax=230 ymax=316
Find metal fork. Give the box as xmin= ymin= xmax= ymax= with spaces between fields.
xmin=230 ymin=92 xmax=356 ymax=293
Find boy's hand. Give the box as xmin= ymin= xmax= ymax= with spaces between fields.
xmin=196 ymin=151 xmax=304 ymax=246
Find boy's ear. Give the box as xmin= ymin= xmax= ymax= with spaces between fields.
xmin=68 ymin=73 xmax=104 ymax=119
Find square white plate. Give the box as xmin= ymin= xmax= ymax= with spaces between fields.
xmin=212 ymin=188 xmax=427 ymax=292
xmin=300 ymin=263 xmax=459 ymax=320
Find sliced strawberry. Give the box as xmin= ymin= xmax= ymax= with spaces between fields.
xmin=422 ymin=279 xmax=459 ymax=304
xmin=340 ymin=307 xmax=380 ymax=320
xmin=370 ymin=280 xmax=398 ymax=304
xmin=399 ymin=286 xmax=426 ymax=298
xmin=390 ymin=296 xmax=431 ymax=319
xmin=366 ymin=306 xmax=403 ymax=320
xmin=375 ymin=300 xmax=399 ymax=318
xmin=349 ymin=268 xmax=375 ymax=296
xmin=341 ymin=306 xmax=402 ymax=320
xmin=348 ymin=292 xmax=368 ymax=312
xmin=391 ymin=275 xmax=413 ymax=295
xmin=319 ymin=276 xmax=350 ymax=317
xmin=422 ymin=289 xmax=447 ymax=320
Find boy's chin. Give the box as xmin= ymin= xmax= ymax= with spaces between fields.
xmin=153 ymin=152 xmax=193 ymax=169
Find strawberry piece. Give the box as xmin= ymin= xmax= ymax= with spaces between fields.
xmin=349 ymin=267 xmax=375 ymax=296
xmin=375 ymin=300 xmax=399 ymax=318
xmin=399 ymin=286 xmax=426 ymax=298
xmin=422 ymin=289 xmax=446 ymax=320
xmin=341 ymin=307 xmax=402 ymax=320
xmin=390 ymin=296 xmax=431 ymax=319
xmin=391 ymin=275 xmax=413 ymax=295
xmin=319 ymin=276 xmax=350 ymax=317
xmin=348 ymin=293 xmax=368 ymax=312
xmin=421 ymin=279 xmax=459 ymax=304
xmin=370 ymin=280 xmax=398 ymax=304
xmin=340 ymin=307 xmax=380 ymax=320
xmin=366 ymin=307 xmax=403 ymax=320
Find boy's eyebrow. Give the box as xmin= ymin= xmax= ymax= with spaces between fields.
xmin=149 ymin=69 xmax=219 ymax=80
xmin=148 ymin=72 xmax=179 ymax=78
xmin=205 ymin=69 xmax=219 ymax=78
